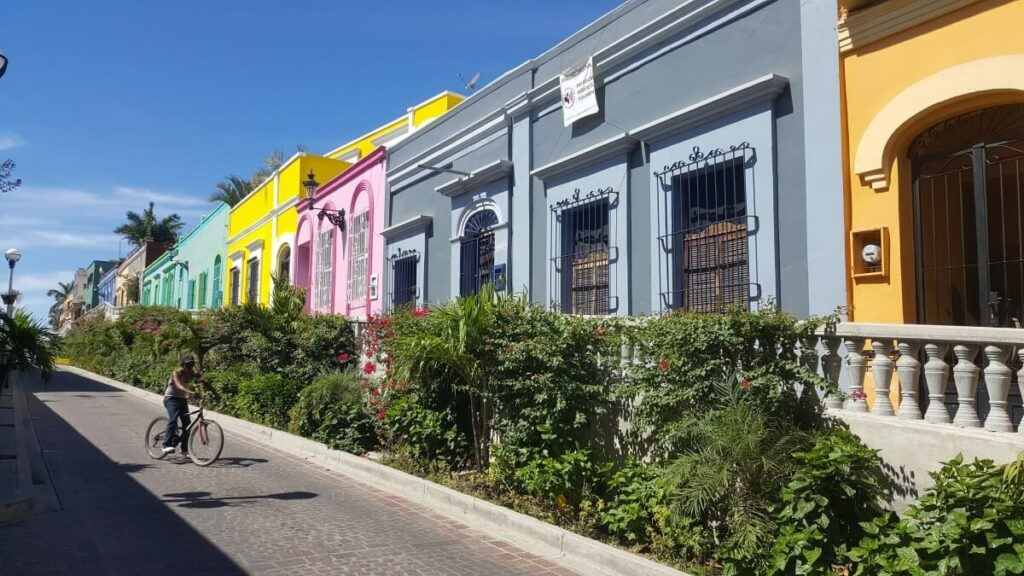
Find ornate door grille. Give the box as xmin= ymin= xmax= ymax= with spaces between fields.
xmin=912 ymin=105 xmax=1024 ymax=327
xmin=459 ymin=210 xmax=497 ymax=296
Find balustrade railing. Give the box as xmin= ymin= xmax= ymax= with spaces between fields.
xmin=810 ymin=322 xmax=1024 ymax=433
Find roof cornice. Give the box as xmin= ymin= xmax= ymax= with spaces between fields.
xmin=839 ymin=0 xmax=980 ymax=53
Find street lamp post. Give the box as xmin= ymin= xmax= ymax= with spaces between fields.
xmin=2 ymin=248 xmax=21 ymax=316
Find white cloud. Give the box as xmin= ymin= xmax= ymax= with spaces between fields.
xmin=115 ymin=186 xmax=208 ymax=209
xmin=0 ymin=230 xmax=120 ymax=250
xmin=0 ymin=132 xmax=25 ymax=150
xmin=13 ymin=270 xmax=77 ymax=292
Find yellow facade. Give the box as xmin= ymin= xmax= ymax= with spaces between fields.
xmin=225 ymin=91 xmax=464 ymax=306
xmin=842 ymin=0 xmax=1024 ymax=325
xmin=840 ymin=0 xmax=1024 ymax=407
xmin=226 ymin=154 xmax=349 ymax=306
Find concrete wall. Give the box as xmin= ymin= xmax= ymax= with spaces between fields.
xmin=385 ymin=0 xmax=846 ymax=317
xmin=836 ymin=410 xmax=1024 ymax=510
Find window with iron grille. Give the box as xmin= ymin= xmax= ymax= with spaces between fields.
xmin=550 ymin=188 xmax=614 ymax=315
xmin=247 ymin=258 xmax=260 ymax=303
xmin=197 ymin=272 xmax=207 ymax=309
xmin=389 ymin=251 xmax=418 ymax=310
xmin=315 ymin=228 xmax=333 ymax=311
xmin=657 ymin=143 xmax=753 ymax=312
xmin=230 ymin=267 xmax=240 ymax=306
xmin=459 ymin=209 xmax=498 ymax=296
xmin=348 ymin=212 xmax=369 ymax=302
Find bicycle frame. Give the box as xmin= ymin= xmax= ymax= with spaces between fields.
xmin=169 ymin=404 xmax=209 ymax=445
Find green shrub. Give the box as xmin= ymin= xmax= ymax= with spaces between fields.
xmin=510 ymin=447 xmax=607 ymax=507
xmin=232 ymin=372 xmax=305 ymax=429
xmin=287 ymin=314 xmax=356 ymax=382
xmin=599 ymin=460 xmax=665 ymax=545
xmin=760 ymin=429 xmax=892 ymax=576
xmin=623 ymin=306 xmax=835 ymax=458
xmin=847 ymin=455 xmax=1024 ymax=576
xmin=384 ymin=396 xmax=470 ymax=470
xmin=288 ymin=370 xmax=375 ymax=454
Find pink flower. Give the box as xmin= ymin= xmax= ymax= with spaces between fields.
xmin=850 ymin=389 xmax=867 ymax=401
xmin=370 ymin=388 xmax=381 ymax=397
xmin=413 ymin=306 xmax=429 ymax=317
xmin=658 ymin=359 xmax=669 ymax=372
xmin=376 ymin=409 xmax=387 ymax=421
xmin=363 ymin=361 xmax=375 ymax=375
xmin=337 ymin=353 xmax=350 ymax=363
xmin=740 ymin=378 xmax=752 ymax=391
xmin=593 ymin=326 xmax=607 ymax=337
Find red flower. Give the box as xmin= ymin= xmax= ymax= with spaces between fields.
xmin=370 ymin=388 xmax=381 ymax=397
xmin=337 ymin=353 xmax=350 ymax=363
xmin=658 ymin=358 xmax=669 ymax=372
xmin=740 ymin=378 xmax=752 ymax=391
xmin=376 ymin=408 xmax=387 ymax=421
xmin=413 ymin=306 xmax=429 ymax=317
xmin=850 ymin=389 xmax=867 ymax=401
xmin=593 ymin=326 xmax=607 ymax=337
xmin=363 ymin=361 xmax=375 ymax=375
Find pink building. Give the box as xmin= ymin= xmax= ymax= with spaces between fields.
xmin=295 ymin=147 xmax=386 ymax=319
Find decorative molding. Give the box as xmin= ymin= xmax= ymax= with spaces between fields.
xmin=389 ymin=113 xmax=507 ymax=189
xmin=854 ymin=55 xmax=1024 ymax=191
xmin=381 ymin=215 xmax=432 ymax=239
xmin=632 ymin=74 xmax=788 ymax=143
xmin=226 ymin=197 xmax=298 ymax=245
xmin=839 ymin=0 xmax=980 ymax=53
xmin=436 ymin=159 xmax=514 ymax=197
xmin=531 ymin=133 xmax=635 ymax=181
xmin=387 ymin=0 xmax=758 ymax=180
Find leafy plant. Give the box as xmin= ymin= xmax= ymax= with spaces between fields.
xmin=0 ymin=310 xmax=60 ymax=383
xmin=114 ymin=201 xmax=184 ymax=247
xmin=232 ymin=372 xmax=305 ymax=429
xmin=600 ymin=460 xmax=665 ymax=544
xmin=848 ymin=454 xmax=1024 ymax=576
xmin=288 ymin=370 xmax=375 ymax=454
xmin=761 ymin=429 xmax=892 ymax=576
xmin=384 ymin=396 xmax=470 ymax=470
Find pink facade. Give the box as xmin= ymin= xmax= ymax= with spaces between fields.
xmin=295 ymin=147 xmax=386 ymax=319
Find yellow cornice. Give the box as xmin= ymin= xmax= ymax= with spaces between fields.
xmin=839 ymin=0 xmax=981 ymax=53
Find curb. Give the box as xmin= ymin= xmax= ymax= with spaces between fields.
xmin=60 ymin=365 xmax=690 ymax=576
xmin=1 ymin=371 xmax=58 ymax=525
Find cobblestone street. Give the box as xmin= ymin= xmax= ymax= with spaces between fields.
xmin=0 ymin=371 xmax=579 ymax=575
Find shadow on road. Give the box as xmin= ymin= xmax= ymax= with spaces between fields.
xmin=163 ymin=490 xmax=317 ymax=509
xmin=0 ymin=370 xmax=248 ymax=575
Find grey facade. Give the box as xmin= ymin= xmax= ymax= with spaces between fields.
xmin=384 ymin=0 xmax=844 ymax=317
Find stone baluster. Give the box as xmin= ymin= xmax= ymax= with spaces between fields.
xmin=983 ymin=345 xmax=1013 ymax=432
xmin=923 ymin=343 xmax=951 ymax=423
xmin=896 ymin=340 xmax=923 ymax=420
xmin=822 ymin=336 xmax=844 ymax=409
xmin=800 ymin=336 xmax=820 ymax=402
xmin=871 ymin=340 xmax=896 ymax=416
xmin=844 ymin=337 xmax=869 ymax=412
xmin=952 ymin=344 xmax=982 ymax=428
xmin=1018 ymin=348 xmax=1024 ymax=435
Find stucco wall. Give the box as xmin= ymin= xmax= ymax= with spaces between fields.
xmin=386 ymin=0 xmax=844 ymax=316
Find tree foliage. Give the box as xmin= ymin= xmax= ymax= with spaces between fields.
xmin=114 ymin=201 xmax=184 ymax=247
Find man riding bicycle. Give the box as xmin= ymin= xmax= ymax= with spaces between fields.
xmin=162 ymin=356 xmax=199 ymax=455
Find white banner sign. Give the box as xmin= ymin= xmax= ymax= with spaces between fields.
xmin=559 ymin=57 xmax=599 ymax=127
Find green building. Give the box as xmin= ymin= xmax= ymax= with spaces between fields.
xmin=142 ymin=203 xmax=228 ymax=309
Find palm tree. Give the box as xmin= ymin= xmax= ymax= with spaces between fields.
xmin=47 ymin=281 xmax=73 ymax=328
xmin=0 ymin=310 xmax=59 ymax=386
xmin=388 ymin=286 xmax=496 ymax=470
xmin=209 ymin=175 xmax=253 ymax=207
xmin=114 ymin=202 xmax=183 ymax=248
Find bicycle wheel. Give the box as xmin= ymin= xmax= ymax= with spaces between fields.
xmin=188 ymin=419 xmax=224 ymax=466
xmin=145 ymin=417 xmax=170 ymax=459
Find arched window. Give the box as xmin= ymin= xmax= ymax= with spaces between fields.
xmin=212 ymin=256 xmax=223 ymax=307
xmin=459 ymin=209 xmax=498 ymax=296
xmin=277 ymin=244 xmax=291 ymax=284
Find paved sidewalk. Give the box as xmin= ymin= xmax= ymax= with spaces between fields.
xmin=0 ymin=370 xmax=579 ymax=575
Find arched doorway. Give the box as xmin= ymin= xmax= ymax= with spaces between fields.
xmin=459 ymin=209 xmax=498 ymax=296
xmin=912 ymin=103 xmax=1024 ymax=327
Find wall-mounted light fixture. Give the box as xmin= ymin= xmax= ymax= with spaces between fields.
xmin=302 ymin=170 xmax=346 ymax=232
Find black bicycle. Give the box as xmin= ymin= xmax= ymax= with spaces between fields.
xmin=144 ymin=398 xmax=224 ymax=466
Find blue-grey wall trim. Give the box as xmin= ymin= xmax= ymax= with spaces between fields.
xmin=799 ymin=0 xmax=846 ymax=316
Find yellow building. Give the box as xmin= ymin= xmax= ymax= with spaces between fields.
xmin=225 ymin=91 xmax=463 ymax=306
xmin=840 ymin=0 xmax=1024 ymax=328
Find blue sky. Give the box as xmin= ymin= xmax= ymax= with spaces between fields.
xmin=0 ymin=0 xmax=621 ymax=320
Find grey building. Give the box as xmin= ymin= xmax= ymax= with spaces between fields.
xmin=384 ymin=0 xmax=844 ymax=317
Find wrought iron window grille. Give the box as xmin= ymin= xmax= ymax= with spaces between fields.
xmin=656 ymin=142 xmax=759 ymax=312
xmin=459 ymin=210 xmax=499 ymax=296
xmin=387 ymin=249 xmax=420 ymax=311
xmin=549 ymin=187 xmax=618 ymax=315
